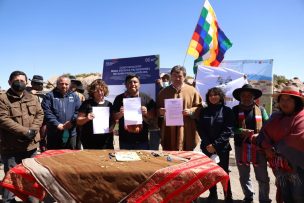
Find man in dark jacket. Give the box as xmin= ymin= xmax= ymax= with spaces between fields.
xmin=232 ymin=84 xmax=271 ymax=203
xmin=42 ymin=75 xmax=81 ymax=149
xmin=26 ymin=75 xmax=47 ymax=152
xmin=113 ymin=74 xmax=156 ymax=150
xmin=0 ymin=70 xmax=44 ymax=203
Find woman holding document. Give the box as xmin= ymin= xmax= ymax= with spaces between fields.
xmin=113 ymin=74 xmax=156 ymax=150
xmin=197 ymin=87 xmax=234 ymax=202
xmin=77 ymin=79 xmax=114 ymax=149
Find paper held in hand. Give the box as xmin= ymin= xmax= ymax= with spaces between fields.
xmin=123 ymin=97 xmax=143 ymax=126
xmin=164 ymin=98 xmax=184 ymax=126
xmin=92 ymin=106 xmax=110 ymax=134
xmin=115 ymin=151 xmax=141 ymax=162
xmin=210 ymin=154 xmax=220 ymax=163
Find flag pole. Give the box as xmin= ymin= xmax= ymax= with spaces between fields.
xmin=183 ymin=0 xmax=206 ymax=71
xmin=182 ymin=53 xmax=188 ymax=67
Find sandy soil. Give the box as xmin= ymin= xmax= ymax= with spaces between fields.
xmin=197 ymin=141 xmax=276 ymax=202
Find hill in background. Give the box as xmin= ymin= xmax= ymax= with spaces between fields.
xmin=1 ymin=73 xmax=303 ymax=94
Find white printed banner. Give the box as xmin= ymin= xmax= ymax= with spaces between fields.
xmin=196 ymin=65 xmax=248 ymax=108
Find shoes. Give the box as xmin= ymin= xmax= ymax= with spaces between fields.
xmin=225 ymin=197 xmax=233 ymax=203
xmin=243 ymin=198 xmax=253 ymax=203
xmin=207 ymin=193 xmax=218 ymax=201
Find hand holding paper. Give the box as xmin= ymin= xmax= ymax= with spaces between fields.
xmin=123 ymin=97 xmax=143 ymax=126
xmin=92 ymin=107 xmax=110 ymax=134
xmin=164 ymin=98 xmax=184 ymax=126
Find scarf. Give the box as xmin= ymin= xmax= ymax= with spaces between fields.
xmin=238 ymin=104 xmax=262 ymax=166
xmin=262 ymin=110 xmax=304 ymax=169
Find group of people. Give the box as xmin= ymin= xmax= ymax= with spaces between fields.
xmin=0 ymin=66 xmax=303 ymax=203
xmin=197 ymin=83 xmax=304 ymax=203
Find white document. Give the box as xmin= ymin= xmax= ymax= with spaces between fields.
xmin=165 ymin=98 xmax=184 ymax=126
xmin=115 ymin=151 xmax=141 ymax=162
xmin=92 ymin=106 xmax=110 ymax=134
xmin=123 ymin=97 xmax=142 ymax=126
xmin=210 ymin=154 xmax=220 ymax=163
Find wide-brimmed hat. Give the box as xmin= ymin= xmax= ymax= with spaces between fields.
xmin=76 ymin=83 xmax=85 ymax=93
xmin=69 ymin=76 xmax=82 ymax=86
xmin=273 ymin=85 xmax=304 ymax=102
xmin=232 ymin=84 xmax=262 ymax=101
xmin=29 ymin=75 xmax=44 ymax=84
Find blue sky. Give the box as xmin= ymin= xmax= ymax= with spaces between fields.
xmin=0 ymin=0 xmax=303 ymax=89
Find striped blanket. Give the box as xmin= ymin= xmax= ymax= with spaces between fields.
xmin=1 ymin=150 xmax=229 ymax=203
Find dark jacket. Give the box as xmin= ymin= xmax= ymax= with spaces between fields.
xmin=0 ymin=89 xmax=44 ymax=154
xmin=42 ymin=88 xmax=80 ymax=137
xmin=232 ymin=105 xmax=268 ymax=146
xmin=112 ymin=92 xmax=155 ymax=144
xmin=197 ymin=104 xmax=234 ymax=155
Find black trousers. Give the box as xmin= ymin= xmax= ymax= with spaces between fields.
xmin=209 ymin=151 xmax=232 ymax=198
xmin=47 ymin=133 xmax=77 ymax=149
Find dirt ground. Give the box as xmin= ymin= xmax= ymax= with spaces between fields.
xmin=197 ymin=140 xmax=276 ymax=202
xmin=0 ymin=138 xmax=277 ymax=202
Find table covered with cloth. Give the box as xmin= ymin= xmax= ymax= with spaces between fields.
xmin=1 ymin=150 xmax=229 ymax=203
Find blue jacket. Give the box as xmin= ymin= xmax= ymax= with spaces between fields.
xmin=42 ymin=88 xmax=81 ymax=137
